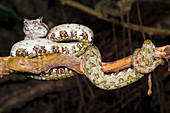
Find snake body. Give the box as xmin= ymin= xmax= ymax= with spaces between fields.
xmin=10 ymin=18 xmax=164 ymax=89
xmin=83 ymin=46 xmax=143 ymax=89
xmin=82 ymin=40 xmax=164 ymax=90
xmin=132 ymin=40 xmax=164 ymax=74
xmin=10 ymin=25 xmax=93 ymax=58
xmin=10 ymin=18 xmax=93 ymax=80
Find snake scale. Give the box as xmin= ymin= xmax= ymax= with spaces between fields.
xmin=83 ymin=40 xmax=164 ymax=89
xmin=10 ymin=17 xmax=93 ymax=80
xmin=10 ymin=17 xmax=164 ymax=90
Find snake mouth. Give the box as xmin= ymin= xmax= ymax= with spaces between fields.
xmin=32 ymin=30 xmax=48 ymax=38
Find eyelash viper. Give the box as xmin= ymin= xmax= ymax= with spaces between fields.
xmin=82 ymin=40 xmax=164 ymax=89
xmin=10 ymin=18 xmax=164 ymax=90
xmin=10 ymin=17 xmax=93 ymax=80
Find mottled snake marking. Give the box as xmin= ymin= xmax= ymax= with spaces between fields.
xmin=10 ymin=18 xmax=93 ymax=80
xmin=10 ymin=18 xmax=164 ymax=89
xmin=83 ymin=40 xmax=164 ymax=90
xmin=132 ymin=40 xmax=164 ymax=74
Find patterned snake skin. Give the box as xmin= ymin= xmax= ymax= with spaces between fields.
xmin=82 ymin=40 xmax=164 ymax=90
xmin=10 ymin=18 xmax=164 ymax=89
xmin=10 ymin=17 xmax=93 ymax=80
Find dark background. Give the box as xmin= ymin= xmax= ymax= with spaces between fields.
xmin=0 ymin=0 xmax=169 ymax=113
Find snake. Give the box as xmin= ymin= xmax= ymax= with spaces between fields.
xmin=10 ymin=17 xmax=164 ymax=90
xmin=82 ymin=40 xmax=164 ymax=90
xmin=10 ymin=17 xmax=93 ymax=80
xmin=132 ymin=40 xmax=164 ymax=74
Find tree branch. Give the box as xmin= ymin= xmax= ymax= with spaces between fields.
xmin=0 ymin=45 xmax=169 ymax=77
xmin=60 ymin=0 xmax=170 ymax=35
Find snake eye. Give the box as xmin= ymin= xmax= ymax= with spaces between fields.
xmin=38 ymin=17 xmax=43 ymax=24
xmin=39 ymin=20 xmax=42 ymax=24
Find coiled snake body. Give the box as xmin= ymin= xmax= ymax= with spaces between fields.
xmin=83 ymin=40 xmax=164 ymax=89
xmin=10 ymin=18 xmax=164 ymax=89
xmin=10 ymin=17 xmax=93 ymax=80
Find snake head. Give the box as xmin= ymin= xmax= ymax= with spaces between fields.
xmin=23 ymin=17 xmax=49 ymax=39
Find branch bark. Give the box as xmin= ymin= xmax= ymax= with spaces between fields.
xmin=0 ymin=45 xmax=169 ymax=77
xmin=60 ymin=0 xmax=170 ymax=36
